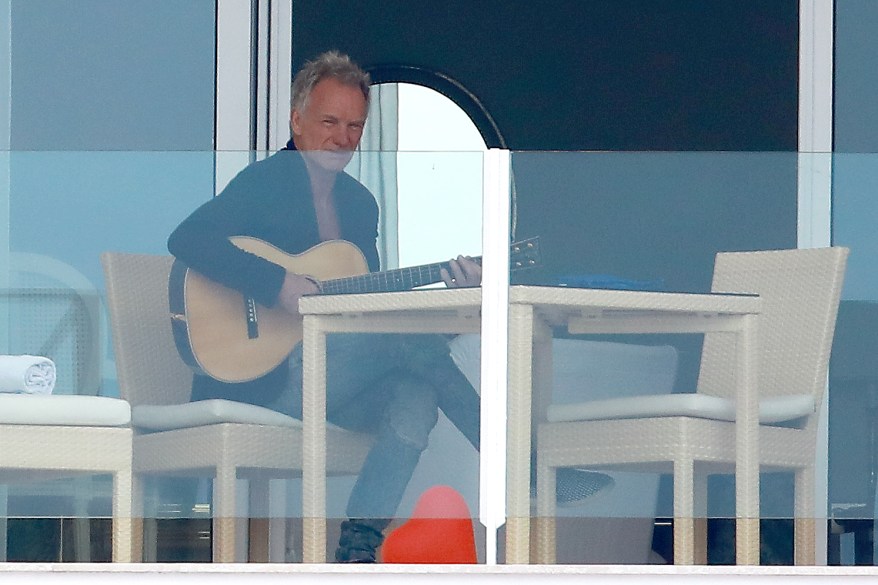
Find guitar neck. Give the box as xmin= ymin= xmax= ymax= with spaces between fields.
xmin=320 ymin=259 xmax=476 ymax=295
xmin=316 ymin=237 xmax=541 ymax=295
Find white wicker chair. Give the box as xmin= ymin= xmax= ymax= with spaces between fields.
xmin=534 ymin=247 xmax=849 ymax=565
xmin=101 ymin=252 xmax=371 ymax=562
xmin=1 ymin=253 xmax=133 ymax=562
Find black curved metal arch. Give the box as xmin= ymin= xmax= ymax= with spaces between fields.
xmin=365 ymin=64 xmax=518 ymax=238
xmin=365 ymin=64 xmax=506 ymax=150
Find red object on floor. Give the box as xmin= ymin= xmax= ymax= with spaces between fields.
xmin=381 ymin=485 xmax=477 ymax=564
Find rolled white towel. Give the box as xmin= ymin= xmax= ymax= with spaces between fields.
xmin=0 ymin=355 xmax=57 ymax=395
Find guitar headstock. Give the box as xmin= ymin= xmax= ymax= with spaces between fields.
xmin=510 ymin=236 xmax=542 ymax=271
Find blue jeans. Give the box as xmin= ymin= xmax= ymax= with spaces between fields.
xmin=262 ymin=333 xmax=481 ymax=520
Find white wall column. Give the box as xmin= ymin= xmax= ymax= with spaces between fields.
xmin=214 ymin=0 xmax=256 ymax=194
xmin=215 ymin=0 xmax=291 ymax=195
xmin=798 ymin=0 xmax=834 ymax=565
xmin=266 ymin=0 xmax=292 ymax=152
xmin=798 ymin=0 xmax=834 ymax=249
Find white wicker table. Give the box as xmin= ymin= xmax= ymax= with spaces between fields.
xmin=298 ymin=285 xmax=761 ymax=565
xmin=506 ymin=285 xmax=762 ymax=565
xmin=298 ymin=288 xmax=483 ymax=563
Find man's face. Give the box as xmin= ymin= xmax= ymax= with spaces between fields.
xmin=291 ymin=77 xmax=368 ymax=173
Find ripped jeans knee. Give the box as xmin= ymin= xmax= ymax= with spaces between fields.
xmin=381 ymin=374 xmax=439 ymax=452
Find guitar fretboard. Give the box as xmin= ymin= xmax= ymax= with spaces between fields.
xmin=320 ymin=260 xmax=474 ymax=295
xmin=315 ymin=237 xmax=539 ymax=296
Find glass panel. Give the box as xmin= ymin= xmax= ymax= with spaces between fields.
xmin=829 ymin=152 xmax=878 ymax=566
xmin=830 ymin=0 xmax=878 ymax=567
xmin=2 ymin=0 xmax=215 ymax=561
xmin=316 ymin=150 xmax=485 ymax=562
xmin=7 ymin=150 xmax=871 ymax=568
xmin=0 ymin=148 xmax=486 ymax=562
xmin=0 ymin=151 xmax=214 ymax=560
xmin=9 ymin=0 xmax=215 ymax=152
xmin=396 ymin=150 xmax=484 ymax=268
xmin=2 ymin=149 xmax=871 ymax=567
xmin=511 ymin=150 xmax=800 ymax=565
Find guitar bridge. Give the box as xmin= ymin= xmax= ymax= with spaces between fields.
xmin=245 ymin=297 xmax=259 ymax=339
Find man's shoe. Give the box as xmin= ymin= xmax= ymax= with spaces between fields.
xmin=530 ymin=467 xmax=615 ymax=508
xmin=335 ymin=518 xmax=387 ymax=563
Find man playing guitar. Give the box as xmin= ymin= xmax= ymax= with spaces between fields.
xmin=169 ymin=50 xmax=481 ymax=563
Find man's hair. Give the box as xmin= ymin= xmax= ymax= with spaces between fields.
xmin=290 ymin=50 xmax=371 ymax=114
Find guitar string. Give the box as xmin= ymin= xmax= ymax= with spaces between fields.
xmin=317 ymin=238 xmax=537 ymax=295
xmin=322 ymin=262 xmax=448 ymax=294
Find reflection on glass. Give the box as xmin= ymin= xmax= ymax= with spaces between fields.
xmin=6 ymin=149 xmax=874 ymax=565
xmin=829 ymin=152 xmax=878 ymax=565
xmin=4 ymin=148 xmax=486 ymax=561
xmin=512 ymin=151 xmax=813 ymax=565
xmin=315 ymin=150 xmax=485 ymax=562
xmin=1 ymin=150 xmax=214 ymax=561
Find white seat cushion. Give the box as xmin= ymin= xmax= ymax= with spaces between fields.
xmin=547 ymin=393 xmax=815 ymax=425
xmin=133 ymin=399 xmax=303 ymax=431
xmin=0 ymin=394 xmax=131 ymax=426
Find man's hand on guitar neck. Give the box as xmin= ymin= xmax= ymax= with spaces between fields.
xmin=279 ymin=271 xmax=321 ymax=314
xmin=278 ymin=254 xmax=480 ymax=315
xmin=441 ymin=256 xmax=482 ymax=289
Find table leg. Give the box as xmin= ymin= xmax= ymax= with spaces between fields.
xmin=506 ymin=303 xmax=535 ymax=563
xmin=302 ymin=315 xmax=327 ymax=563
xmin=530 ymin=316 xmax=554 ymax=564
xmin=736 ymin=314 xmax=760 ymax=564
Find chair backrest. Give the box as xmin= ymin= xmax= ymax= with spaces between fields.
xmin=6 ymin=253 xmax=104 ymax=395
xmin=697 ymin=247 xmax=849 ymax=428
xmin=101 ymin=252 xmax=193 ymax=406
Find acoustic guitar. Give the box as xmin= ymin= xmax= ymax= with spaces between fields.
xmin=169 ymin=236 xmax=541 ymax=383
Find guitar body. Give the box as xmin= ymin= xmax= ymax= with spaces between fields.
xmin=170 ymin=237 xmax=369 ymax=383
xmin=170 ymin=235 xmax=540 ymax=383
